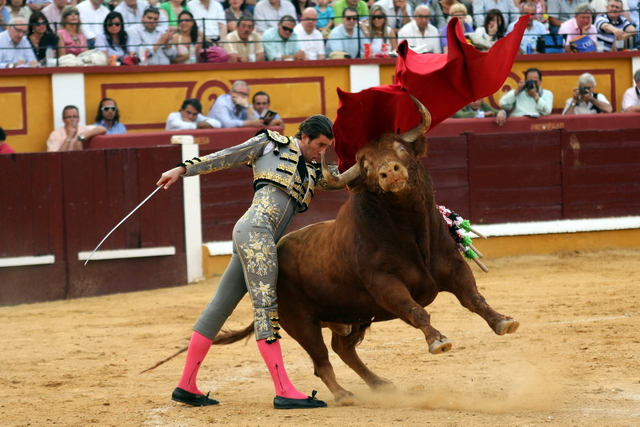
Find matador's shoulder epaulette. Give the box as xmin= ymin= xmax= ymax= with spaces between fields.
xmin=255 ymin=128 xmax=290 ymax=146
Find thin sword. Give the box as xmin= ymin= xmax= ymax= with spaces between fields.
xmin=84 ymin=182 xmax=167 ymax=266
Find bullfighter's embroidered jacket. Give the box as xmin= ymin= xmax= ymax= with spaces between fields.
xmin=181 ymin=129 xmax=336 ymax=212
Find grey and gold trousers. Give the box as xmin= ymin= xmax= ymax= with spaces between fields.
xmin=193 ymin=185 xmax=298 ymax=342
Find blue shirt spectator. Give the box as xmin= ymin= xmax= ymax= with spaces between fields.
xmin=0 ymin=18 xmax=38 ymax=68
xmin=314 ymin=2 xmax=334 ymax=30
xmin=208 ymin=93 xmax=250 ymax=127
xmin=207 ymin=81 xmax=266 ymax=128
xmin=261 ymin=17 xmax=305 ymax=61
xmin=1 ymin=8 xmax=10 ymax=32
xmin=507 ymin=4 xmax=547 ymax=53
xmin=326 ymin=10 xmax=366 ymax=59
xmin=93 ymin=98 xmax=128 ymax=135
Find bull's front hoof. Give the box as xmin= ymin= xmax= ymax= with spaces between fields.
xmin=334 ymin=391 xmax=357 ymax=406
xmin=429 ymin=338 xmax=452 ymax=354
xmin=370 ymin=378 xmax=396 ymax=393
xmin=495 ymin=319 xmax=520 ymax=335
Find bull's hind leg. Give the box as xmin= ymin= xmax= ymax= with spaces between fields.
xmin=330 ymin=323 xmax=396 ymax=393
xmin=281 ymin=317 xmax=358 ymax=405
xmin=444 ymin=259 xmax=520 ymax=335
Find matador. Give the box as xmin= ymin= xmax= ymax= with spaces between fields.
xmin=157 ymin=115 xmax=340 ymax=410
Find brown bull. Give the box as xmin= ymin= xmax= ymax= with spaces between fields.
xmin=214 ymin=97 xmax=519 ymax=404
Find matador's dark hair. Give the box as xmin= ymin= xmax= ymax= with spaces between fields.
xmin=296 ymin=115 xmax=333 ymax=141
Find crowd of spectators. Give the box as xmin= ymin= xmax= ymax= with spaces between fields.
xmin=0 ymin=0 xmax=638 ymax=68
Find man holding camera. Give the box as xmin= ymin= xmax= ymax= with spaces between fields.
xmin=499 ymin=68 xmax=554 ymax=117
xmin=562 ymin=73 xmax=612 ymax=115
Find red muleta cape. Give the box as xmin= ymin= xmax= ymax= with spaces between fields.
xmin=333 ymin=15 xmax=529 ymax=171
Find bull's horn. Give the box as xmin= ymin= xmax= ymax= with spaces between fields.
xmin=399 ymin=95 xmax=431 ymax=143
xmin=321 ymin=152 xmax=361 ymax=188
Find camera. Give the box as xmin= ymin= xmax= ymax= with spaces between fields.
xmin=578 ymin=86 xmax=590 ymax=95
xmin=524 ymin=80 xmax=537 ymax=91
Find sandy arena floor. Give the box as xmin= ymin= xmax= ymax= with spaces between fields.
xmin=2 ymin=247 xmax=640 ymax=427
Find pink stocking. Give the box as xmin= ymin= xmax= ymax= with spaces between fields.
xmin=257 ymin=339 xmax=307 ymax=399
xmin=177 ymin=331 xmax=212 ymax=395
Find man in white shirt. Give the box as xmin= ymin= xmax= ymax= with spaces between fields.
xmin=294 ymin=8 xmax=325 ymax=59
xmin=562 ymin=73 xmax=612 ymax=115
xmin=253 ymin=0 xmax=296 ymax=34
xmin=127 ymin=6 xmax=176 ymax=65
xmin=397 ymin=5 xmax=441 ymax=53
xmin=166 ymin=99 xmax=222 ymax=130
xmin=622 ymin=69 xmax=640 ymax=113
xmin=187 ymin=0 xmax=227 ymax=41
xmin=499 ymin=67 xmax=554 ymax=117
xmin=115 ymin=0 xmax=158 ymax=31
xmin=77 ymin=0 xmax=110 ymax=48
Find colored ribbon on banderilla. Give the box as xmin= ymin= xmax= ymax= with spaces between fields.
xmin=437 ymin=205 xmax=489 ymax=273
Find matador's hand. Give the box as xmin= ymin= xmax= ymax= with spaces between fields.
xmin=157 ymin=166 xmax=186 ymax=190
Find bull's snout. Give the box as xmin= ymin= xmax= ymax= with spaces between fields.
xmin=378 ymin=161 xmax=408 ymax=192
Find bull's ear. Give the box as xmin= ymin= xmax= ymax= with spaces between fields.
xmin=345 ymin=179 xmax=366 ymax=193
xmin=413 ymin=136 xmax=427 ymax=158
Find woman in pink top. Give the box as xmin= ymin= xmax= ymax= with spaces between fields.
xmin=57 ymin=6 xmax=87 ymax=56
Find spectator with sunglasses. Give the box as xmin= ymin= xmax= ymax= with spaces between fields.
xmin=253 ymin=0 xmax=296 ymax=34
xmin=96 ymin=11 xmax=130 ymax=63
xmin=94 ymin=98 xmax=127 ymax=134
xmin=27 ymin=11 xmax=58 ymax=61
xmin=261 ymin=14 xmax=305 ymax=60
xmin=326 ymin=7 xmax=366 ymax=58
xmin=170 ymin=10 xmax=203 ymax=63
xmin=77 ymin=0 xmax=109 ymax=49
xmin=56 ymin=6 xmax=87 ymax=56
xmin=332 ymin=0 xmax=368 ymax=26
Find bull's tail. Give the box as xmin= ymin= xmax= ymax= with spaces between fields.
xmin=212 ymin=323 xmax=254 ymax=345
xmin=139 ymin=324 xmax=255 ymax=374
xmin=139 ymin=345 xmax=188 ymax=374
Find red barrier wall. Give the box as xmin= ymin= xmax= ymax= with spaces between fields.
xmin=0 ymin=146 xmax=187 ymax=306
xmin=428 ymin=112 xmax=640 ymax=137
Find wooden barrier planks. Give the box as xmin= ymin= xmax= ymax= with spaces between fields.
xmin=0 ymin=153 xmax=67 ymax=305
xmin=65 ymin=146 xmax=186 ymax=298
xmin=562 ymin=129 xmax=640 ymax=219
xmin=468 ymin=131 xmax=563 ymax=224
